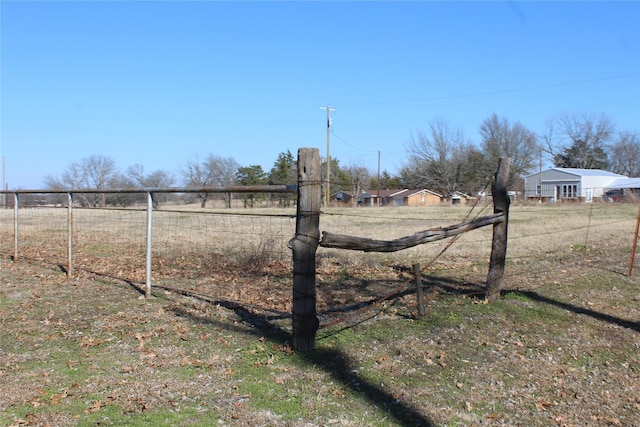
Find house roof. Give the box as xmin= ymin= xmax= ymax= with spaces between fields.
xmin=525 ymin=168 xmax=628 ymax=179
xmin=360 ymin=189 xmax=407 ymax=198
xmin=451 ymin=191 xmax=472 ymax=198
xmin=404 ymin=189 xmax=444 ymax=198
xmin=550 ymin=168 xmax=627 ymax=178
xmin=336 ymin=189 xmax=444 ymax=199
xmin=605 ymin=178 xmax=640 ymax=189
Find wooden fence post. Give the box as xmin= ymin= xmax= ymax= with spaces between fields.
xmin=486 ymin=157 xmax=511 ymax=302
xmin=414 ymin=263 xmax=425 ymax=317
xmin=290 ymin=148 xmax=321 ymax=352
xmin=628 ymin=205 xmax=640 ymax=277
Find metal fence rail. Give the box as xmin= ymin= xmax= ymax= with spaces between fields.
xmin=0 ymin=185 xmax=297 ymax=298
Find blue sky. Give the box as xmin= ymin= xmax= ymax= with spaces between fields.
xmin=1 ymin=1 xmax=639 ymax=189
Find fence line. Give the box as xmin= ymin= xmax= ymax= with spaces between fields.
xmin=3 ymin=152 xmax=638 ymax=352
xmin=1 ymin=185 xmax=297 ymax=299
xmin=289 ymin=152 xmax=512 ymax=350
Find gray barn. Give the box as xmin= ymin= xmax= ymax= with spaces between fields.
xmin=524 ymin=168 xmax=627 ymax=202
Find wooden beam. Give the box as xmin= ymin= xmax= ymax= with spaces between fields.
xmin=319 ymin=213 xmax=504 ymax=252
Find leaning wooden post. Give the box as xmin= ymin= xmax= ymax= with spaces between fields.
xmin=290 ymin=148 xmax=321 ymax=352
xmin=628 ymin=205 xmax=640 ymax=277
xmin=486 ymin=157 xmax=511 ymax=302
xmin=414 ymin=263 xmax=425 ymax=317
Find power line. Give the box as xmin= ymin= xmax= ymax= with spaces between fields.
xmin=338 ymin=72 xmax=640 ymax=107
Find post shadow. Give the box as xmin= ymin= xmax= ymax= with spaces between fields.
xmin=503 ymin=289 xmax=640 ymax=333
xmin=157 ymin=285 xmax=437 ymax=427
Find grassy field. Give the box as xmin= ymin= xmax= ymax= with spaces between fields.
xmin=1 ymin=203 xmax=639 ymax=426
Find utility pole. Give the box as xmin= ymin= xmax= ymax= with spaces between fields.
xmin=1 ymin=156 xmax=5 ymax=208
xmin=320 ymin=105 xmax=335 ymax=206
xmin=377 ymin=151 xmax=381 ymax=207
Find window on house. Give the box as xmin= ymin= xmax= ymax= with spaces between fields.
xmin=536 ymin=185 xmax=541 ymax=195
xmin=562 ymin=184 xmax=577 ymax=198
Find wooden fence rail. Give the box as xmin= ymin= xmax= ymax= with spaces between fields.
xmin=319 ymin=213 xmax=505 ymax=252
xmin=1 ymin=148 xmax=511 ymax=353
xmin=291 ymin=149 xmax=511 ymax=351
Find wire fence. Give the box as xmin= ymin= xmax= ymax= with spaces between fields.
xmin=1 ymin=190 xmax=638 ymax=322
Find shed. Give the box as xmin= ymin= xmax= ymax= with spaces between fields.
xmin=524 ymin=168 xmax=628 ymax=202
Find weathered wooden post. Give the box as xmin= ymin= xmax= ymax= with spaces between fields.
xmin=628 ymin=205 xmax=640 ymax=277
xmin=414 ymin=263 xmax=425 ymax=317
xmin=290 ymin=148 xmax=321 ymax=352
xmin=486 ymin=157 xmax=511 ymax=302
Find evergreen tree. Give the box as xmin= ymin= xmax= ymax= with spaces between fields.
xmin=236 ymin=165 xmax=267 ymax=208
xmin=269 ymin=151 xmax=296 ymax=207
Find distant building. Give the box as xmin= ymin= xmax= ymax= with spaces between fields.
xmin=604 ymin=177 xmax=640 ymax=201
xmin=524 ymin=168 xmax=628 ymax=202
xmin=332 ymin=190 xmax=358 ymax=206
xmin=403 ymin=189 xmax=444 ymax=207
xmin=450 ymin=191 xmax=473 ymax=205
xmin=332 ymin=188 xmax=444 ymax=207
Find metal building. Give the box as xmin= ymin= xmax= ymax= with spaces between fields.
xmin=524 ymin=168 xmax=627 ymax=202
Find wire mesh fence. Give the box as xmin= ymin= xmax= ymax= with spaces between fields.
xmin=1 ymin=190 xmax=638 ymax=319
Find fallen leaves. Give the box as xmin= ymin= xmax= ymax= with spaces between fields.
xmin=84 ymin=399 xmax=106 ymax=413
xmin=79 ymin=336 xmax=104 ymax=349
xmin=134 ymin=332 xmax=145 ymax=350
xmin=535 ymin=398 xmax=556 ymax=411
xmin=48 ymin=389 xmax=68 ymax=405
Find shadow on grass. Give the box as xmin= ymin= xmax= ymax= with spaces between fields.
xmin=231 ymin=311 xmax=436 ymax=426
xmin=155 ymin=284 xmax=437 ymax=427
xmin=503 ymin=289 xmax=640 ymax=333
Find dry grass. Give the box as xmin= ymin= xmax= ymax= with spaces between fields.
xmin=1 ymin=202 xmax=639 ymax=426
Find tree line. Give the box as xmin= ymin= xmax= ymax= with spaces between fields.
xmin=42 ymin=112 xmax=639 ymax=207
xmin=400 ymin=112 xmax=639 ymax=199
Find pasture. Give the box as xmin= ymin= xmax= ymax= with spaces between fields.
xmin=1 ymin=203 xmax=639 ymax=426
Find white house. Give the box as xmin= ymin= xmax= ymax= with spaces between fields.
xmin=524 ymin=168 xmax=628 ymax=202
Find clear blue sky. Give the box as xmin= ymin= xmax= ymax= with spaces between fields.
xmin=1 ymin=1 xmax=639 ymax=189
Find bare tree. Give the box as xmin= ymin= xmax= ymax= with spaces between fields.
xmin=479 ymin=114 xmax=539 ymax=187
xmin=125 ymin=164 xmax=175 ymax=207
xmin=344 ymin=165 xmax=371 ymax=207
xmin=45 ymin=155 xmax=117 ymax=207
xmin=107 ymin=173 xmax=138 ymax=207
xmin=206 ymin=155 xmax=239 ymax=208
xmin=181 ymin=154 xmax=239 ymax=208
xmin=609 ymin=132 xmax=640 ymax=177
xmin=548 ymin=113 xmax=614 ymax=169
xmin=405 ymin=118 xmax=473 ymax=199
